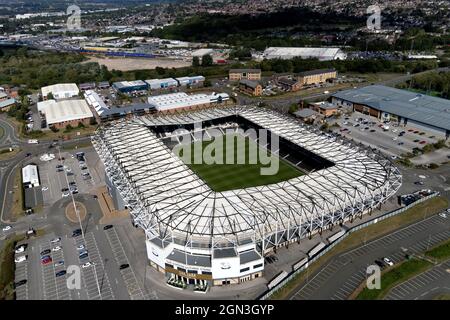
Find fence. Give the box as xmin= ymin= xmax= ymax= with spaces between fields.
xmin=258 ymin=192 xmax=440 ymax=300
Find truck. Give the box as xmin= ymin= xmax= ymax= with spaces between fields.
xmin=27 ymin=139 xmax=39 ymax=144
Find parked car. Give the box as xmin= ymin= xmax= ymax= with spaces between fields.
xmin=81 ymin=262 xmax=92 ymax=268
xmin=103 ymin=225 xmax=113 ymax=230
xmin=54 ymin=261 xmax=64 ymax=267
xmin=50 ymin=237 xmax=61 ymax=244
xmin=72 ymin=229 xmax=82 ymax=237
xmin=52 ymin=246 xmax=62 ymax=252
xmin=374 ymin=260 xmax=385 ymax=268
xmin=55 ymin=270 xmax=67 ymax=277
xmin=438 ymin=212 xmax=447 ymax=219
xmin=77 ymin=244 xmax=85 ymax=251
xmin=15 ymin=255 xmax=28 ymax=263
xmin=40 ymin=249 xmax=51 ymax=256
xmin=79 ymin=253 xmax=89 ymax=260
xmin=41 ymin=256 xmax=52 ymax=265
xmin=383 ymin=257 xmax=394 ymax=266
xmin=119 ymin=264 xmax=129 ymax=270
xmin=2 ymin=225 xmax=12 ymax=232
xmin=15 ymin=245 xmax=27 ymax=254
xmin=13 ymin=279 xmax=27 ymax=288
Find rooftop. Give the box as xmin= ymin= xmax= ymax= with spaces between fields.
xmin=229 ymin=68 xmax=261 ymax=73
xmin=41 ymin=99 xmax=93 ymax=125
xmin=332 ymin=85 xmax=450 ymax=131
xmin=294 ymin=108 xmax=318 ymax=118
xmin=41 ymin=83 xmax=79 ymax=96
xmin=298 ymin=68 xmax=336 ymax=77
xmin=239 ymin=79 xmax=260 ymax=89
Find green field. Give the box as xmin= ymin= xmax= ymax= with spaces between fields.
xmin=177 ymin=134 xmax=303 ymax=192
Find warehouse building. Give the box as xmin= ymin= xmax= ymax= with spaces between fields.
xmin=148 ymin=92 xmax=229 ymax=112
xmin=297 ymin=69 xmax=337 ymax=86
xmin=112 ymin=80 xmax=148 ymax=93
xmin=22 ymin=164 xmax=40 ymax=188
xmin=175 ymin=76 xmax=205 ymax=87
xmin=84 ymin=90 xmax=109 ymax=118
xmin=41 ymin=83 xmax=80 ymax=100
xmin=146 ymin=78 xmax=179 ymax=90
xmin=238 ymin=80 xmax=262 ymax=96
xmin=229 ymin=69 xmax=261 ymax=81
xmin=263 ymin=47 xmax=347 ymax=61
xmin=38 ymin=99 xmax=94 ymax=129
xmin=332 ymin=85 xmax=450 ymax=138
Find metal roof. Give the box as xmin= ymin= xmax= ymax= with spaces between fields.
xmin=294 ymin=108 xmax=317 ymax=118
xmin=332 ymin=85 xmax=450 ymax=131
xmin=92 ymin=106 xmax=402 ymax=247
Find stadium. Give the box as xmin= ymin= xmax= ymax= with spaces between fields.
xmin=92 ymin=106 xmax=402 ymax=288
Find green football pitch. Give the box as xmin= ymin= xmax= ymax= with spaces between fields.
xmin=177 ymin=134 xmax=303 ymax=192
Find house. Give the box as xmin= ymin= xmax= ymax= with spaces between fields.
xmin=238 ymin=80 xmax=262 ymax=96
xmin=309 ymin=101 xmax=339 ymax=117
xmin=277 ymin=77 xmax=302 ymax=92
xmin=293 ymin=108 xmax=318 ymax=121
xmin=297 ymin=69 xmax=337 ymax=86
xmin=229 ymin=69 xmax=261 ymax=81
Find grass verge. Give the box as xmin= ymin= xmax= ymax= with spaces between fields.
xmin=0 ymin=148 xmax=21 ymax=161
xmin=61 ymin=140 xmax=93 ymax=151
xmin=356 ymin=258 xmax=432 ymax=300
xmin=269 ymin=196 xmax=448 ymax=300
xmin=11 ymin=168 xmax=25 ymax=220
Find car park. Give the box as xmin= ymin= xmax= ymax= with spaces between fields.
xmin=40 ymin=249 xmax=51 ymax=256
xmin=15 ymin=255 xmax=27 ymax=263
xmin=383 ymin=257 xmax=394 ymax=266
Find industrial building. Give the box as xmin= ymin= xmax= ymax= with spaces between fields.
xmin=112 ymin=80 xmax=149 ymax=93
xmin=146 ymin=78 xmax=178 ymax=90
xmin=263 ymin=47 xmax=347 ymax=61
xmin=38 ymin=99 xmax=94 ymax=129
xmin=41 ymin=83 xmax=80 ymax=100
xmin=297 ymin=69 xmax=337 ymax=86
xmin=229 ymin=69 xmax=261 ymax=81
xmin=175 ymin=76 xmax=205 ymax=87
xmin=84 ymin=90 xmax=109 ymax=118
xmin=147 ymin=92 xmax=230 ymax=112
xmin=238 ymin=80 xmax=263 ymax=96
xmin=332 ymin=85 xmax=450 ymax=138
xmin=22 ymin=164 xmax=40 ymax=188
xmin=92 ymin=106 xmax=401 ymax=288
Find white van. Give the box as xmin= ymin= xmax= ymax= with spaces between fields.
xmin=28 ymin=139 xmax=39 ymax=144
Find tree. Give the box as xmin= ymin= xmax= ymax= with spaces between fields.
xmin=203 ymin=79 xmax=212 ymax=87
xmin=47 ymin=92 xmax=54 ymax=100
xmin=201 ymin=54 xmax=213 ymax=66
xmin=192 ymin=56 xmax=200 ymax=67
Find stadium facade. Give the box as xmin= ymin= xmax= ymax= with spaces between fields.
xmin=92 ymin=106 xmax=401 ymax=287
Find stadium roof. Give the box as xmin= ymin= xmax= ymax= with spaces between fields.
xmin=42 ymin=99 xmax=93 ymax=125
xmin=264 ymin=47 xmax=346 ymax=60
xmin=332 ymin=85 xmax=450 ymax=131
xmin=93 ymin=106 xmax=401 ymax=246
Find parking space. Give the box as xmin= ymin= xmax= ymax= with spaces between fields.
xmin=104 ymin=227 xmax=145 ymax=300
xmin=73 ymin=232 xmax=115 ymax=300
xmin=386 ymin=259 xmax=450 ymax=300
xmin=331 ymin=114 xmax=444 ymax=157
xmin=39 ymin=150 xmax=100 ymax=206
xmin=38 ymin=239 xmax=71 ymax=300
xmin=14 ymin=248 xmax=29 ymax=300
